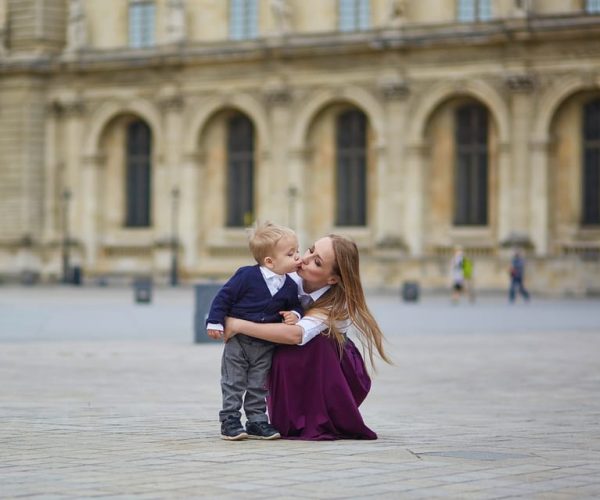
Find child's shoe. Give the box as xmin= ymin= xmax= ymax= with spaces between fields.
xmin=220 ymin=417 xmax=248 ymax=441
xmin=246 ymin=421 xmax=281 ymax=440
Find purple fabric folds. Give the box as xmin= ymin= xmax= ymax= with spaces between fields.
xmin=267 ymin=333 xmax=377 ymax=441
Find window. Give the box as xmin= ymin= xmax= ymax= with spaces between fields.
xmin=457 ymin=0 xmax=492 ymax=22
xmin=229 ymin=0 xmax=258 ymax=40
xmin=583 ymin=99 xmax=600 ymax=225
xmin=336 ymin=109 xmax=367 ymax=226
xmin=129 ymin=1 xmax=156 ymax=48
xmin=227 ymin=114 xmax=254 ymax=227
xmin=454 ymin=104 xmax=488 ymax=226
xmin=125 ymin=120 xmax=152 ymax=227
xmin=339 ymin=0 xmax=370 ymax=32
xmin=586 ymin=0 xmax=600 ymax=13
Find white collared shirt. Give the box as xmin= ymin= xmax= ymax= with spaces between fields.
xmin=259 ymin=266 xmax=286 ymax=296
xmin=288 ymin=272 xmax=343 ymax=345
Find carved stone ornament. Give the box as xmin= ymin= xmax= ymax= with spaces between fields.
xmin=66 ymin=0 xmax=88 ymax=52
xmin=167 ymin=0 xmax=187 ymax=44
xmin=387 ymin=0 xmax=406 ymax=28
xmin=264 ymin=86 xmax=292 ymax=106
xmin=380 ymin=80 xmax=410 ymax=100
xmin=270 ymin=0 xmax=292 ymax=35
xmin=505 ymin=74 xmax=536 ymax=93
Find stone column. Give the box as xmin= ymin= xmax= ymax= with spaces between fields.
xmin=378 ymin=79 xmax=409 ymax=248
xmin=403 ymin=142 xmax=427 ymax=256
xmin=529 ymin=140 xmax=551 ymax=255
xmin=81 ymin=154 xmax=105 ymax=269
xmin=60 ymin=97 xmax=85 ymax=248
xmin=264 ymin=84 xmax=292 ymax=223
xmin=288 ymin=147 xmax=309 ymax=249
xmin=497 ymin=142 xmax=512 ymax=244
xmin=506 ymin=74 xmax=536 ymax=241
xmin=43 ymin=101 xmax=62 ymax=245
xmin=156 ymin=92 xmax=183 ymax=274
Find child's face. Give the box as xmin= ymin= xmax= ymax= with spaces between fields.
xmin=265 ymin=236 xmax=301 ymax=275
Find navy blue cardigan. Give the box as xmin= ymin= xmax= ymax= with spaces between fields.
xmin=206 ymin=265 xmax=302 ymax=327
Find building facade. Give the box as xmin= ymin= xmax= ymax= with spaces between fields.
xmin=1 ymin=0 xmax=600 ymax=293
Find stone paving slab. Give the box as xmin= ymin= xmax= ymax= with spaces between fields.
xmin=0 ymin=287 xmax=599 ymax=498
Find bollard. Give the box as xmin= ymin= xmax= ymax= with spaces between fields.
xmin=71 ymin=266 xmax=83 ymax=286
xmin=401 ymin=281 xmax=420 ymax=302
xmin=193 ymin=283 xmax=223 ymax=343
xmin=133 ymin=277 xmax=153 ymax=304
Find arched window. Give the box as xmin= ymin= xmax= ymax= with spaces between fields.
xmin=339 ymin=0 xmax=370 ymax=32
xmin=457 ymin=0 xmax=492 ymax=22
xmin=454 ymin=103 xmax=488 ymax=226
xmin=336 ymin=109 xmax=367 ymax=226
xmin=125 ymin=120 xmax=152 ymax=227
xmin=227 ymin=114 xmax=254 ymax=227
xmin=583 ymin=99 xmax=600 ymax=225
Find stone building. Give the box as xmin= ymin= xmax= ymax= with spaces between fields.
xmin=1 ymin=0 xmax=599 ymax=294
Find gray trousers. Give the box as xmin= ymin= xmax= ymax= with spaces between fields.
xmin=219 ymin=335 xmax=275 ymax=423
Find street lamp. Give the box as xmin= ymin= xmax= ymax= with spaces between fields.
xmin=61 ymin=188 xmax=72 ymax=284
xmin=170 ymin=186 xmax=180 ymax=286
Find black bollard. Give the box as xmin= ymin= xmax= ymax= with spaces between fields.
xmin=133 ymin=277 xmax=153 ymax=304
xmin=401 ymin=281 xmax=420 ymax=302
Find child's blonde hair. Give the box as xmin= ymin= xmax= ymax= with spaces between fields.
xmin=248 ymin=221 xmax=297 ymax=265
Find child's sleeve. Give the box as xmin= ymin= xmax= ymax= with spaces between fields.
xmin=205 ymin=267 xmax=246 ymax=327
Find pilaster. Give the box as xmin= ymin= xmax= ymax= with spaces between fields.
xmin=81 ymin=154 xmax=105 ymax=269
xmin=263 ymin=83 xmax=292 ymax=223
xmin=404 ymin=142 xmax=427 ymax=256
xmin=506 ymin=73 xmax=536 ymax=238
xmin=378 ymin=79 xmax=410 ymax=247
xmin=529 ymin=140 xmax=551 ymax=255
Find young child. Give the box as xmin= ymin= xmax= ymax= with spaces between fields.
xmin=206 ymin=222 xmax=302 ymax=440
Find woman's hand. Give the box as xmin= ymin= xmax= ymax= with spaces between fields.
xmin=223 ymin=317 xmax=239 ymax=342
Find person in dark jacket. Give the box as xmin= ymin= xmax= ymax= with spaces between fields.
xmin=206 ymin=222 xmax=302 ymax=441
xmin=509 ymin=249 xmax=530 ymax=303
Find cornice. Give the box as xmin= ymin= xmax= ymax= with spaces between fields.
xmin=0 ymin=14 xmax=599 ymax=75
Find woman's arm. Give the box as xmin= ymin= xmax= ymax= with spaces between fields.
xmin=224 ymin=317 xmax=302 ymax=345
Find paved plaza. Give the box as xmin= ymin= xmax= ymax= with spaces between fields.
xmin=1 ymin=286 xmax=600 ymax=499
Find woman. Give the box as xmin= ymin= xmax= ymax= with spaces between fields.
xmin=224 ymin=234 xmax=391 ymax=440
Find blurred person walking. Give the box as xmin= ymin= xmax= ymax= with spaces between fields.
xmin=450 ymin=246 xmax=465 ymax=304
xmin=508 ymin=249 xmax=530 ymax=303
xmin=463 ymin=253 xmax=476 ymax=303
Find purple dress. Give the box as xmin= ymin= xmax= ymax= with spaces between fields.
xmin=267 ymin=333 xmax=377 ymax=440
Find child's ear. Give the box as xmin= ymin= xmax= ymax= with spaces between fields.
xmin=264 ymin=257 xmax=274 ymax=269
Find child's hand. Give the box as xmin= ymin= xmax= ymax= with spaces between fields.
xmin=280 ymin=311 xmax=299 ymax=325
xmin=207 ymin=329 xmax=224 ymax=341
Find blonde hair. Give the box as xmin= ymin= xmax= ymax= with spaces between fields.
xmin=311 ymin=235 xmax=391 ymax=369
xmin=248 ymin=221 xmax=297 ymax=265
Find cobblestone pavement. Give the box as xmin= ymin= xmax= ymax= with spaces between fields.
xmin=1 ymin=287 xmax=599 ymax=499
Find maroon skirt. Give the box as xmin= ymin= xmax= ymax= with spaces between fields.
xmin=267 ymin=334 xmax=377 ymax=441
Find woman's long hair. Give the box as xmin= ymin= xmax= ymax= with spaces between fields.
xmin=310 ymin=235 xmax=391 ymax=369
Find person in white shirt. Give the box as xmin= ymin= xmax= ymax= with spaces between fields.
xmin=224 ymin=234 xmax=391 ymax=440
xmin=206 ymin=222 xmax=302 ymax=441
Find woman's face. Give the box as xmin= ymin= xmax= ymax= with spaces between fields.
xmin=298 ymin=237 xmax=339 ymax=292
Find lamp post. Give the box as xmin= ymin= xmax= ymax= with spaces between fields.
xmin=61 ymin=188 xmax=72 ymax=284
xmin=170 ymin=186 xmax=180 ymax=286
